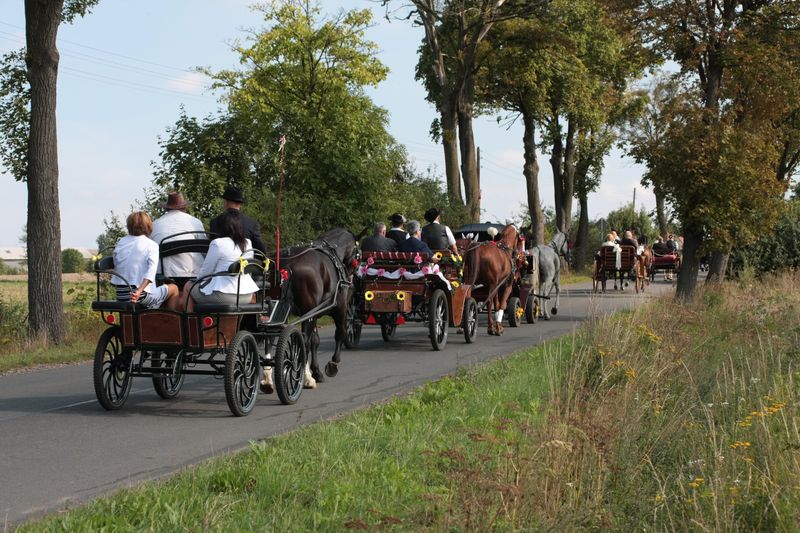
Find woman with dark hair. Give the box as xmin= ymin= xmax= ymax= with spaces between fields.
xmin=184 ymin=208 xmax=258 ymax=310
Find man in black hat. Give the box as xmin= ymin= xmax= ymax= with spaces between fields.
xmin=386 ymin=213 xmax=408 ymax=246
xmin=209 ymin=186 xmax=267 ymax=253
xmin=421 ymin=207 xmax=458 ymax=254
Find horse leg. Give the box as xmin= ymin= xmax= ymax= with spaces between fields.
xmin=302 ymin=320 xmax=319 ymax=388
xmin=551 ymin=273 xmax=561 ymax=316
xmin=260 ymin=366 xmax=274 ymax=395
xmin=495 ymin=284 xmax=513 ymax=335
xmin=325 ymin=299 xmax=347 ymax=378
xmin=486 ymin=298 xmax=496 ymax=336
xmin=541 ymin=278 xmax=551 ymax=320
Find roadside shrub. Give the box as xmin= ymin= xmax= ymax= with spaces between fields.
xmin=730 ymin=200 xmax=800 ymax=274
xmin=0 ymin=293 xmax=27 ymax=347
xmin=61 ymin=248 xmax=85 ymax=273
xmin=0 ymin=258 xmax=19 ymax=275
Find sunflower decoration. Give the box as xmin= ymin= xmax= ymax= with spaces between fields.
xmin=433 ymin=251 xmax=443 ymax=262
xmin=364 ymin=291 xmax=375 ymax=302
xmin=396 ymin=291 xmax=405 ymax=301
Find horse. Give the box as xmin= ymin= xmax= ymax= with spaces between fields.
xmin=261 ymin=228 xmax=360 ymax=392
xmin=461 ymin=224 xmax=521 ymax=336
xmin=635 ymin=247 xmax=651 ymax=293
xmin=528 ymin=231 xmax=569 ymax=320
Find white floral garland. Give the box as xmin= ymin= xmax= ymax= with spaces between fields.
xmin=357 ymin=263 xmax=452 ymax=291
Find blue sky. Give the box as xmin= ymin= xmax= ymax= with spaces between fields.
xmin=0 ymin=0 xmax=651 ymax=248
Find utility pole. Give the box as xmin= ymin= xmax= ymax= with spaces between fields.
xmin=477 ymin=146 xmax=481 ymax=218
xmin=632 ymin=188 xmax=636 ymax=210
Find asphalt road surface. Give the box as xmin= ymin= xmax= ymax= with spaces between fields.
xmin=0 ymin=279 xmax=675 ymax=525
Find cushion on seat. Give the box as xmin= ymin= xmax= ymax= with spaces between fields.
xmin=91 ymin=300 xmax=144 ymax=312
xmin=193 ymin=302 xmax=269 ymax=314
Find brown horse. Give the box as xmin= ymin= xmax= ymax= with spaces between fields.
xmin=635 ymin=248 xmax=651 ymax=293
xmin=461 ymin=225 xmax=521 ymax=336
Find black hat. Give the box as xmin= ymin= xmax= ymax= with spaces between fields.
xmin=390 ymin=213 xmax=406 ymax=225
xmin=222 ymin=186 xmax=245 ymax=204
xmin=424 ymin=207 xmax=441 ymax=223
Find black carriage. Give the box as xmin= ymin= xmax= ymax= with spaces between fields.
xmin=90 ymin=237 xmax=307 ymax=417
xmin=649 ymin=250 xmax=681 ymax=281
xmin=346 ymin=251 xmax=476 ymax=351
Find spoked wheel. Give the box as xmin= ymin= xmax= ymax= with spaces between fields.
xmin=273 ymin=326 xmax=307 ymax=405
xmin=224 ymin=331 xmax=260 ymax=417
xmin=93 ymin=326 xmax=133 ymax=411
xmin=428 ymin=289 xmax=449 ymax=351
xmin=525 ymin=296 xmax=538 ymax=324
xmin=152 ymin=351 xmax=185 ymax=400
xmin=462 ymin=297 xmax=478 ymax=344
xmin=343 ymin=294 xmax=362 ymax=349
xmin=381 ymin=314 xmax=397 ymax=342
xmin=507 ymin=296 xmax=521 ymax=327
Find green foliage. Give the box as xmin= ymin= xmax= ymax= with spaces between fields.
xmin=0 ymin=50 xmax=29 ymax=181
xmin=151 ymin=1 xmax=432 ymax=244
xmin=61 ymin=248 xmax=85 ymax=274
xmin=605 ymin=204 xmax=656 ymax=241
xmin=729 ymin=200 xmax=800 ymax=275
xmin=95 ymin=212 xmax=126 ymax=253
xmin=0 ymin=292 xmax=27 ymax=347
xmin=0 ymin=258 xmax=19 ymax=275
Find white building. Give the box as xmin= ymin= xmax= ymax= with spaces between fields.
xmin=0 ymin=247 xmax=98 ymax=271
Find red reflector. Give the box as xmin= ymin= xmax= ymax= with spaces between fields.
xmin=202 ymin=316 xmax=214 ymax=328
xmin=365 ymin=314 xmax=377 ymax=325
xmin=105 ymin=314 xmax=116 ymax=324
xmin=396 ymin=315 xmax=405 ymax=325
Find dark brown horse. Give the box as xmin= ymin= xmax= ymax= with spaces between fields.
xmin=461 ymin=225 xmax=521 ymax=335
xmin=262 ymin=228 xmax=360 ymax=391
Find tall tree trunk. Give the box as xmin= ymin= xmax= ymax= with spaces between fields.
xmin=25 ymin=0 xmax=65 ymax=344
xmin=562 ymin=118 xmax=576 ymax=235
xmin=549 ymin=116 xmax=576 ymax=235
xmin=573 ymin=192 xmax=590 ymax=271
xmin=706 ymin=249 xmax=730 ymax=284
xmin=549 ymin=116 xmax=564 ymax=232
xmin=654 ymin=186 xmax=668 ymax=239
xmin=676 ymin=227 xmax=702 ymax=302
xmin=457 ymin=84 xmax=480 ymax=223
xmin=522 ymin=112 xmax=544 ymax=245
xmin=440 ymin=98 xmax=463 ymax=206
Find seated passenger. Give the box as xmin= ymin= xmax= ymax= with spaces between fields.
xmin=619 ymin=230 xmax=639 ymax=249
xmin=150 ymin=191 xmax=206 ymax=285
xmin=360 ymin=222 xmax=397 ymax=252
xmin=652 ymin=236 xmax=670 ymax=255
xmin=184 ymin=209 xmax=259 ymax=311
xmin=421 ymin=207 xmax=458 ymax=254
xmin=398 ymin=220 xmax=433 ymax=255
xmin=112 ymin=211 xmax=180 ymax=310
xmin=386 ymin=213 xmax=408 ymax=246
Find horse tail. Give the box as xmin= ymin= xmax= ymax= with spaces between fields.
xmin=461 ymin=244 xmax=481 ymax=287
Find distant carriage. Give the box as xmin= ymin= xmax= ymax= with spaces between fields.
xmin=593 ymin=245 xmax=638 ymax=293
xmin=649 ymin=249 xmax=681 ymax=282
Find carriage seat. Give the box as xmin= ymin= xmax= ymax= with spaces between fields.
xmin=651 ymin=253 xmax=679 ymax=266
xmin=193 ymin=302 xmax=269 ymax=314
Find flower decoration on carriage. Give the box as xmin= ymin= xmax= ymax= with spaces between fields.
xmin=359 ymin=265 xmax=368 ymax=276
xmin=413 ymin=253 xmax=423 ymax=264
xmin=395 ymin=291 xmax=405 ymax=301
xmin=364 ymin=290 xmax=375 ymax=302
xmin=366 ymin=256 xmax=375 ymax=266
xmin=421 ymin=265 xmax=431 ymax=275
xmin=451 ymin=281 xmax=460 ymax=289
xmin=91 ymin=254 xmax=101 ymax=262
xmin=433 ymin=251 xmax=443 ymax=262
xmin=238 ymin=257 xmax=249 ymax=273
xmin=376 ymin=268 xmax=386 ymax=276
xmin=397 ymin=267 xmax=406 ymax=276
xmin=263 ymin=258 xmax=271 ymax=272
xmin=280 ymin=268 xmax=289 ymax=281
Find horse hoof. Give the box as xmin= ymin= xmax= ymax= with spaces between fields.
xmin=551 ymin=308 xmax=558 ymax=316
xmin=325 ymin=362 xmax=339 ymax=378
xmin=303 ymin=381 xmax=317 ymax=390
xmin=259 ymin=382 xmax=274 ymax=395
xmin=487 ymin=327 xmax=496 ymax=336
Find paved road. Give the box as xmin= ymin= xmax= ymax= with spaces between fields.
xmin=0 ymin=280 xmax=674 ymax=525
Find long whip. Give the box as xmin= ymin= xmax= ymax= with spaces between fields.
xmin=276 ymin=135 xmax=286 ymax=278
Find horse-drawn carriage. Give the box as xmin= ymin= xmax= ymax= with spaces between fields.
xmin=347 ymin=250 xmax=477 ymax=350
xmin=90 ymin=236 xmax=309 ymax=417
xmin=594 ymin=245 xmax=637 ymax=293
xmin=649 ymin=250 xmax=680 ymax=282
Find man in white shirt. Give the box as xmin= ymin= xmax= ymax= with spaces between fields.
xmin=150 ymin=191 xmax=207 ymax=282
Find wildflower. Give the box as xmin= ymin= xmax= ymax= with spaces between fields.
xmin=625 ymin=368 xmax=637 ymax=380
xmin=730 ymin=441 xmax=752 ymax=450
xmin=654 ymin=494 xmax=664 ymax=503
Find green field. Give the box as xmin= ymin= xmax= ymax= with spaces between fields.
xmin=18 ymin=272 xmax=800 ymax=530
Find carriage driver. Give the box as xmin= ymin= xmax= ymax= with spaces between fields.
xmin=421 ymin=207 xmax=458 ymax=254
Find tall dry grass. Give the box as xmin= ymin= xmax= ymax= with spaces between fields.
xmin=440 ymin=272 xmax=800 ymax=530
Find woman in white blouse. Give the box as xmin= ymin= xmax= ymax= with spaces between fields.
xmin=112 ymin=211 xmax=180 ymax=310
xmin=184 ymin=209 xmax=259 ymax=311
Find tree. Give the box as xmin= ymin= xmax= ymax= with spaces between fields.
xmin=0 ymin=1 xmax=99 ymax=344
xmin=95 ymin=211 xmax=126 ymax=253
xmin=61 ymin=248 xmax=84 ymax=273
xmin=153 ymin=1 xmax=453 ymax=244
xmin=634 ymin=0 xmax=798 ymax=299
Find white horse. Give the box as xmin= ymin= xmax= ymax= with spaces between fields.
xmin=528 ymin=231 xmax=569 ymax=320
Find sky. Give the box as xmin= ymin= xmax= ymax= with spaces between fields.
xmin=0 ymin=0 xmax=652 ymax=248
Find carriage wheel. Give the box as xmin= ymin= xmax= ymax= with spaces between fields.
xmin=381 ymin=314 xmax=397 ymax=342
xmin=152 ymin=351 xmax=185 ymax=400
xmin=224 ymin=331 xmax=260 ymax=417
xmin=428 ymin=289 xmax=449 ymax=351
xmin=93 ymin=326 xmax=133 ymax=411
xmin=273 ymin=326 xmax=307 ymax=405
xmin=525 ymin=296 xmax=538 ymax=324
xmin=462 ymin=297 xmax=478 ymax=344
xmin=507 ymin=297 xmax=521 ymax=327
xmin=343 ymin=294 xmax=362 ymax=349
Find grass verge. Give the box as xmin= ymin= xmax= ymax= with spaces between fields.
xmin=18 ymin=274 xmax=800 ymax=530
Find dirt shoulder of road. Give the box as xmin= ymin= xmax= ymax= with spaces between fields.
xmin=0 ymin=273 xmax=94 ymax=282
